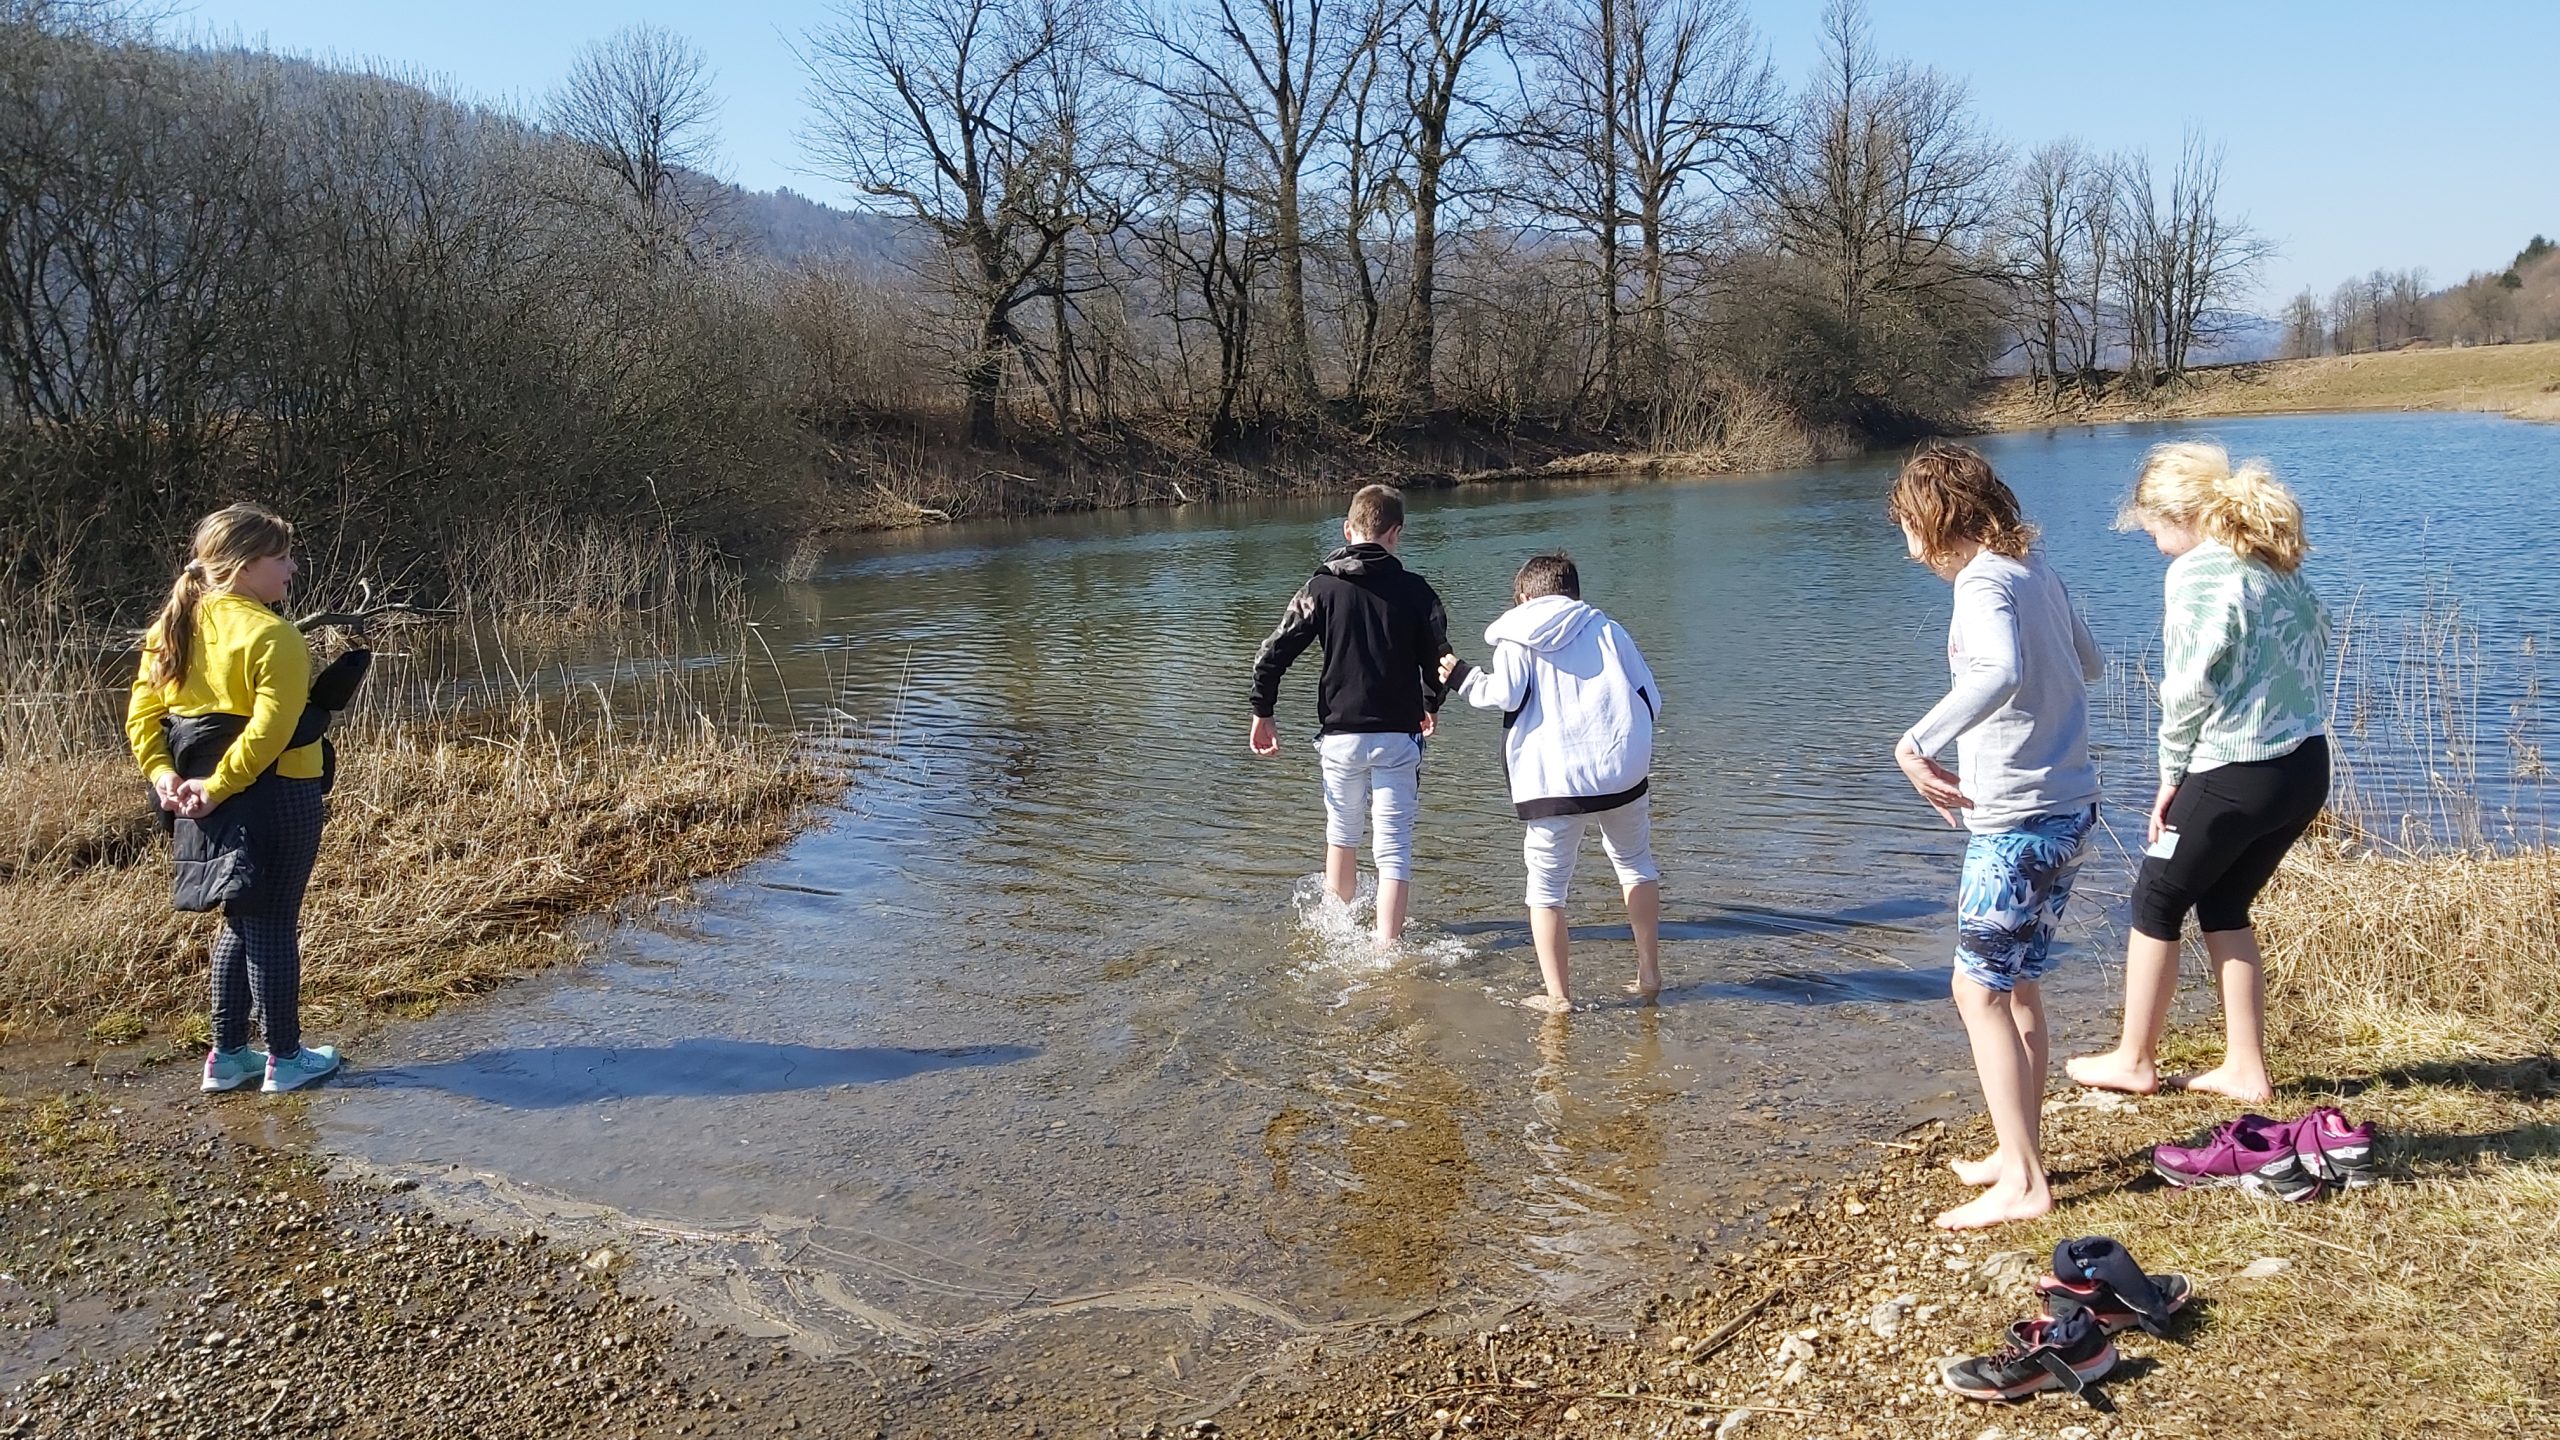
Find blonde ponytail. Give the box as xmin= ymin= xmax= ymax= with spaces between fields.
xmin=2116 ymin=442 xmax=2308 ymax=572
xmin=143 ymin=504 xmax=297 ymax=691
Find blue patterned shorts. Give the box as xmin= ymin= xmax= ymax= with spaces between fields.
xmin=1954 ymin=809 xmax=2095 ymax=993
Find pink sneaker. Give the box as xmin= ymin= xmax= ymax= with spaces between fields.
xmin=2151 ymin=1114 xmax=2322 ymax=1201
xmin=2287 ymin=1106 xmax=2377 ymax=1190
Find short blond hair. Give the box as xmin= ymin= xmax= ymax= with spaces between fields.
xmin=1346 ymin=484 xmax=1404 ymax=539
xmin=2117 ymin=442 xmax=2306 ymax=572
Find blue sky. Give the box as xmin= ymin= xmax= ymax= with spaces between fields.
xmin=175 ymin=0 xmax=2558 ymax=309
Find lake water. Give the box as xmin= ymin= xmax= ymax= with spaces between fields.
xmin=312 ymin=412 xmax=2558 ymax=1400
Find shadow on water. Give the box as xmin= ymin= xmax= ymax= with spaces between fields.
xmin=342 ymin=1039 xmax=1040 ymax=1109
xmin=1683 ymin=965 xmax=1955 ymax=1006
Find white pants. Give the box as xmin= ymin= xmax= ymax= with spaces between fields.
xmin=1317 ymin=732 xmax=1422 ymax=882
xmin=1522 ymin=795 xmax=1657 ymax=909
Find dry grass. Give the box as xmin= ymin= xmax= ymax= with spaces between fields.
xmin=0 ymin=529 xmax=852 ymax=1046
xmin=1972 ymin=339 xmax=2560 ymax=430
xmin=0 ymin=720 xmax=829 ymax=1044
xmin=2256 ymin=842 xmax=2560 ymax=1064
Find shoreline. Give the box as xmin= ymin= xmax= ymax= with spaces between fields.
xmin=9 ymin=1010 xmax=2552 ymax=1438
xmin=1966 ymin=341 xmax=2560 ymax=436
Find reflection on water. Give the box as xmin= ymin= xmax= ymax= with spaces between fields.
xmin=312 ymin=412 xmax=2558 ymax=1384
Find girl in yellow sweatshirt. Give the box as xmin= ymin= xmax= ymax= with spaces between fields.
xmin=126 ymin=504 xmax=342 ymax=1094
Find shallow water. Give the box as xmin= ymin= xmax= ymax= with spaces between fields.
xmin=313 ymin=412 xmax=2558 ymax=1390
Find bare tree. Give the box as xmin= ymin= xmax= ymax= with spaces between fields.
xmin=1760 ymin=0 xmax=2006 ymax=426
xmin=1132 ymin=108 xmax=1270 ymax=449
xmin=2110 ymin=134 xmax=2266 ymax=383
xmin=1330 ymin=32 xmax=1405 ymax=406
xmin=547 ymin=25 xmax=722 ymax=247
xmin=1615 ymin=0 xmax=1778 ymax=429
xmin=2279 ymin=287 xmax=2325 ymax=359
xmin=802 ymin=0 xmax=1079 ymax=445
xmin=1130 ymin=0 xmax=1388 ymax=411
xmin=1517 ymin=0 xmax=1630 ymax=423
xmin=2006 ymin=138 xmax=2092 ymax=400
xmin=1394 ymin=0 xmax=1506 ymax=410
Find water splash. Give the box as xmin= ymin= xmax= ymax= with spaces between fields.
xmin=1289 ymin=873 xmax=1478 ymax=1006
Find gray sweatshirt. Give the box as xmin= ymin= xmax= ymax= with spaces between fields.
xmin=1902 ymin=550 xmax=2104 ymax=834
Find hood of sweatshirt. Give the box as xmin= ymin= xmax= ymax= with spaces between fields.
xmin=1484 ymin=594 xmax=1599 ymax=653
xmin=1321 ymin=542 xmax=1402 ymax=579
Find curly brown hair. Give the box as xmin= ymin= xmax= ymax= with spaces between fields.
xmin=1887 ymin=442 xmax=2037 ymax=568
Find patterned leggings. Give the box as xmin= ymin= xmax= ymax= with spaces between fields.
xmin=210 ymin=778 xmax=326 ymax=1056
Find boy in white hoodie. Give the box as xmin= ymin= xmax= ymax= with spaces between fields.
xmin=1438 ymin=553 xmax=1663 ymax=1012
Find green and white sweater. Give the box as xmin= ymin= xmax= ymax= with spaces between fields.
xmin=2157 ymin=539 xmax=2329 ymax=784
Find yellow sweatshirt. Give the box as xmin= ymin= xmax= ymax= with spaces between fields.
xmin=126 ymin=591 xmax=323 ymax=804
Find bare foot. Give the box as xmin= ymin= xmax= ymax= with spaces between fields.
xmin=1946 ymin=1151 xmax=2003 ymax=1187
xmin=2065 ymin=1050 xmax=2160 ymax=1095
xmin=1623 ymin=977 xmax=1662 ymax=1005
xmin=1519 ymin=993 xmax=1573 ymax=1015
xmin=1933 ymin=1181 xmax=2053 ymax=1231
xmin=2170 ymin=1063 xmax=2274 ymax=1105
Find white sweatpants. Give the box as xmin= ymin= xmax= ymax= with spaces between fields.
xmin=1317 ymin=732 xmax=1422 ymax=882
xmin=1522 ymin=795 xmax=1656 ymax=909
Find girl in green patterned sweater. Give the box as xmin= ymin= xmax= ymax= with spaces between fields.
xmin=2068 ymin=443 xmax=2330 ymax=1105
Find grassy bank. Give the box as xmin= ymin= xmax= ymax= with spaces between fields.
xmin=1971 ymin=340 xmax=2560 ymax=431
xmin=0 ymin=605 xmax=845 ymax=1046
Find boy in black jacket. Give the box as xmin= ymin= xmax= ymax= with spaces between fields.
xmin=1248 ymin=485 xmax=1453 ymax=943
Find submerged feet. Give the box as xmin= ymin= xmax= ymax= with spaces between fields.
xmin=1519 ymin=993 xmax=1573 ymax=1015
xmin=2064 ymin=1049 xmax=2160 ymax=1095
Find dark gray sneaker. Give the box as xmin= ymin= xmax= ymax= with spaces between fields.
xmin=1940 ymin=1312 xmax=2117 ymax=1401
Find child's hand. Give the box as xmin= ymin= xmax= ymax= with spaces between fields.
xmin=2148 ymin=781 xmax=2179 ymax=847
xmin=1248 ymin=715 xmax=1280 ymax=756
xmin=1437 ymin=652 xmax=1461 ymax=684
xmin=1420 ymin=711 xmax=1437 ymax=739
xmin=1893 ymin=739 xmax=1972 ymax=827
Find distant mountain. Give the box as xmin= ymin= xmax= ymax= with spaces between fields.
xmin=705 ymin=182 xmax=916 ymax=267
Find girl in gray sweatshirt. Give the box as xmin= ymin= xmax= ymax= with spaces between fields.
xmin=1887 ymin=443 xmax=2103 ymax=1233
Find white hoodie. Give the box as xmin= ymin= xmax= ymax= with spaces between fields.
xmin=1449 ymin=595 xmax=1660 ymax=818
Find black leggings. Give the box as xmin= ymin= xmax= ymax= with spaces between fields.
xmin=2131 ymin=736 xmax=2330 ymax=941
xmin=210 ymin=777 xmax=326 ymax=1055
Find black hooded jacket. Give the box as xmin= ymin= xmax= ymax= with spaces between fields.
xmin=1250 ymin=543 xmax=1452 ymax=735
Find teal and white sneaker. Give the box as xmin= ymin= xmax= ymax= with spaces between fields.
xmin=262 ymin=1044 xmax=342 ymax=1093
xmin=202 ymin=1046 xmax=269 ymax=1093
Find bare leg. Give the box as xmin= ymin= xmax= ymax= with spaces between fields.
xmin=1325 ymin=844 xmax=1360 ymax=907
xmin=1374 ymin=879 xmax=1411 ymax=945
xmin=2065 ymin=930 xmax=2180 ymax=1095
xmin=1622 ymin=880 xmax=1661 ymax=1002
xmin=2172 ymin=928 xmax=2275 ymax=1103
xmin=1951 ymin=981 xmax=2048 ymax=1186
xmin=1526 ymin=906 xmax=1572 ymax=1012
xmin=1936 ymin=977 xmax=2054 ymax=1230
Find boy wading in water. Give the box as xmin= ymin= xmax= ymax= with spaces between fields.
xmin=1889 ymin=444 xmax=2104 ymax=1230
xmin=1440 ymin=552 xmax=1663 ymax=1012
xmin=1249 ymin=485 xmax=1453 ymax=943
